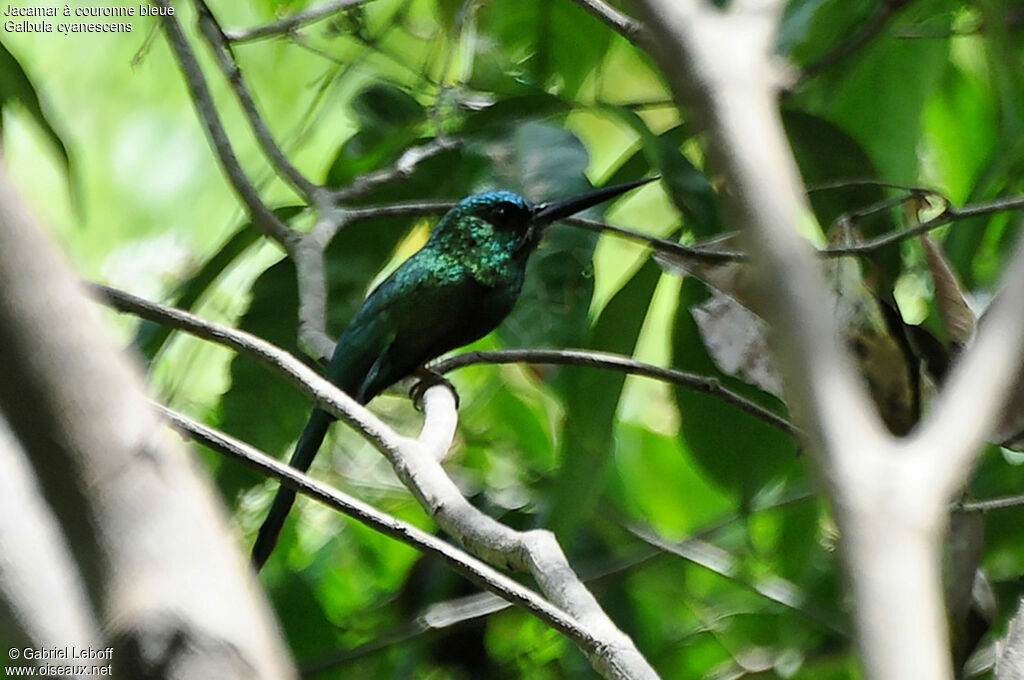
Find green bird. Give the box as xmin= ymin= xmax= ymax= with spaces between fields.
xmin=251 ymin=176 xmax=656 ymax=569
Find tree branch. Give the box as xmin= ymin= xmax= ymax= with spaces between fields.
xmin=626 ymin=1 xmax=1003 ymax=678
xmin=793 ymin=0 xmax=917 ymax=87
xmin=154 ymin=0 xmax=294 ymax=245
xmin=957 ymin=493 xmax=1024 ymax=513
xmin=431 ymin=348 xmax=796 ymax=435
xmin=0 ymin=161 xmax=294 ymax=679
xmin=193 ymin=0 xmax=321 ymax=202
xmin=566 ymin=187 xmax=1024 ymax=262
xmin=631 ymin=0 xmax=886 ymax=459
xmin=224 ymin=0 xmax=374 ymax=43
xmin=342 ymin=199 xmax=456 ymax=223
xmin=93 ymin=285 xmax=658 ymax=679
xmin=819 ymin=192 xmax=1024 ymax=258
xmin=94 ymin=285 xmax=796 ymax=437
xmin=567 ymin=0 xmax=650 ymax=45
xmin=330 ymin=138 xmax=462 ymax=204
xmin=0 ymin=416 xmax=99 ymax=656
xmin=157 ymin=403 xmax=593 ymax=646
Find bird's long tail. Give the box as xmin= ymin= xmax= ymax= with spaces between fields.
xmin=251 ymin=408 xmax=334 ymax=570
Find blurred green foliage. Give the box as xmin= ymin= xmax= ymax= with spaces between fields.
xmin=5 ymin=0 xmax=1024 ymax=676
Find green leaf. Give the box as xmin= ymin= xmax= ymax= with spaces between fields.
xmin=326 ymin=82 xmax=426 ymax=187
xmin=672 ymin=277 xmax=800 ymax=500
xmin=0 ymin=40 xmax=73 ymax=196
xmin=792 ymin=1 xmax=954 ymax=181
xmin=133 ymin=208 xmax=303 ymax=362
xmin=548 ymin=259 xmax=662 ymax=537
xmin=461 ymin=92 xmax=571 ymax=134
xmin=351 ymin=82 xmax=426 ymax=132
xmin=473 ymin=0 xmax=613 ymax=97
xmin=782 ymin=110 xmax=900 ymax=285
xmin=778 ymin=0 xmax=875 ymax=67
xmin=609 ymin=422 xmax=736 ymax=536
xmin=482 ymin=121 xmax=597 ymax=350
xmin=922 ymin=59 xmax=998 ymax=203
xmin=602 ymin=124 xmax=689 ymax=185
xmin=610 ymin=109 xmax=720 ymax=236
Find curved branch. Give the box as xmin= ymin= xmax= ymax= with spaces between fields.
xmin=0 ymin=162 xmax=293 ymax=679
xmin=431 ymin=348 xmax=797 ymax=435
xmin=158 ymin=404 xmax=591 ymax=644
xmin=93 ymin=285 xmax=658 ymax=679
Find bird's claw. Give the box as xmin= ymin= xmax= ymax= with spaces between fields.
xmin=410 ymin=369 xmax=460 ymax=411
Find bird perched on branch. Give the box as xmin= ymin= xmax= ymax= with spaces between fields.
xmin=251 ymin=176 xmax=657 ymax=569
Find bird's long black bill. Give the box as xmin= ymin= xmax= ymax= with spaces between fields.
xmin=532 ymin=176 xmax=658 ymax=225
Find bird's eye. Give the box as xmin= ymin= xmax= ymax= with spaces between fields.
xmin=488 ymin=200 xmax=528 ymax=231
xmin=492 ymin=203 xmax=514 ymax=226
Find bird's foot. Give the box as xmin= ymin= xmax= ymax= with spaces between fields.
xmin=410 ymin=368 xmax=460 ymax=411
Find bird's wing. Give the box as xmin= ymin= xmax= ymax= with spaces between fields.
xmin=327 ymin=255 xmax=498 ymax=403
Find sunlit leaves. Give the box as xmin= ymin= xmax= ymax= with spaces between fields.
xmin=0 ymin=41 xmax=72 ymax=192
xmin=37 ymin=0 xmax=1024 ymax=674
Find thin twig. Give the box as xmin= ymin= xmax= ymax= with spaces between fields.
xmin=342 ymin=199 xmax=456 ymax=223
xmin=956 ymin=493 xmax=1024 ymax=513
xmin=331 ymin=138 xmax=462 ymax=203
xmin=193 ymin=0 xmax=321 ymax=202
xmin=92 ymin=284 xmax=794 ymax=436
xmin=565 ymin=216 xmax=746 ymax=262
xmin=622 ymin=522 xmax=847 ymax=636
xmin=156 ymin=404 xmax=596 ymax=643
xmin=430 ymin=348 xmax=797 ymax=436
xmin=224 ymin=0 xmax=374 ymax=43
xmin=568 ymin=0 xmax=650 ymax=45
xmin=155 ymin=1 xmax=294 ymax=245
xmin=819 ymin=193 xmax=1024 ymax=258
xmin=793 ymin=0 xmax=917 ymax=87
xmin=575 ymin=191 xmax=1024 ymax=262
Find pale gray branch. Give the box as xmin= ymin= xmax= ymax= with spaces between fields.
xmin=95 ymin=285 xmax=657 ymax=679
xmin=625 ymin=1 xmax=988 ymax=678
xmin=0 ymin=162 xmax=293 ymax=679
xmin=0 ymin=416 xmax=99 ymax=654
xmin=914 ymin=240 xmax=1024 ymax=502
xmin=156 ymin=404 xmax=591 ymax=644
